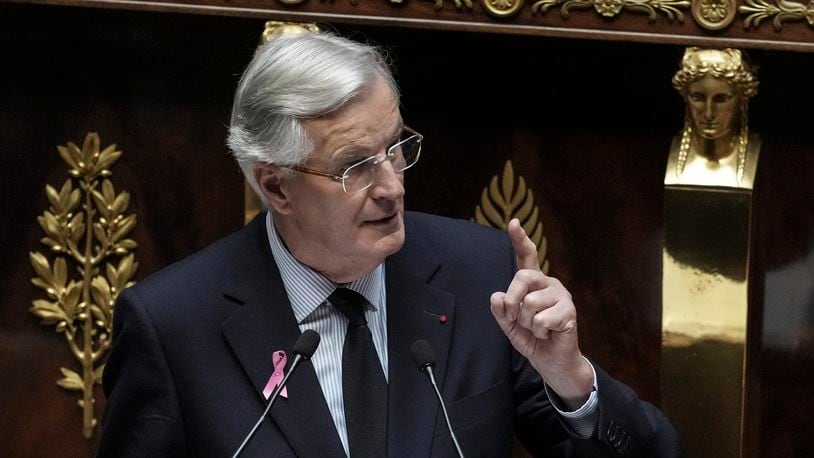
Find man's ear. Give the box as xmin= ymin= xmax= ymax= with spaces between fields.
xmin=253 ymin=163 xmax=293 ymax=215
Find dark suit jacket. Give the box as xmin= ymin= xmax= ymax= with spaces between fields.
xmin=98 ymin=212 xmax=681 ymax=457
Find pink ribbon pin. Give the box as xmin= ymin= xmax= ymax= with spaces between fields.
xmin=263 ymin=350 xmax=288 ymax=399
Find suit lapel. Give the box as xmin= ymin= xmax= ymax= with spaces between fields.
xmin=220 ymin=214 xmax=345 ymax=457
xmin=385 ymin=225 xmax=456 ymax=456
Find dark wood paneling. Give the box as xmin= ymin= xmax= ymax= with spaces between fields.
xmin=392 ymin=31 xmax=681 ymax=401
xmin=1 ymin=3 xmax=813 ymax=456
xmin=747 ymin=125 xmax=814 ymax=458
xmin=0 ymin=4 xmax=248 ymax=455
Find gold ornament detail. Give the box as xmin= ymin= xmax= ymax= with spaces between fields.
xmin=262 ymin=21 xmax=320 ymax=43
xmin=739 ymin=0 xmax=814 ymax=30
xmin=483 ymin=0 xmax=527 ymax=17
xmin=430 ymin=0 xmax=475 ymax=10
xmin=692 ymin=0 xmax=737 ymax=29
xmin=531 ymin=0 xmax=690 ymax=22
xmin=29 ymin=133 xmax=138 ymax=439
xmin=474 ymin=160 xmax=549 ymax=273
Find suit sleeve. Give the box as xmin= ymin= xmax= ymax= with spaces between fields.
xmin=97 ymin=288 xmax=187 ymax=457
xmin=578 ymin=364 xmax=684 ymax=457
xmin=513 ymin=351 xmax=684 ymax=457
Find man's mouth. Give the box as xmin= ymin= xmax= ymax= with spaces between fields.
xmin=367 ymin=212 xmax=399 ymax=225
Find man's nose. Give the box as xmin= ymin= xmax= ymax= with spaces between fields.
xmin=370 ymin=160 xmax=404 ymax=199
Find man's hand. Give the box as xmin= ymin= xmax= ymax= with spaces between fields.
xmin=490 ymin=219 xmax=593 ymax=410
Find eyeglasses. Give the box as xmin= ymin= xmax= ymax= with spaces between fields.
xmin=289 ymin=126 xmax=423 ymax=194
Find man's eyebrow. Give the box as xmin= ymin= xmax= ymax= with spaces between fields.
xmin=388 ymin=123 xmax=405 ymax=144
xmin=332 ymin=124 xmax=404 ymax=159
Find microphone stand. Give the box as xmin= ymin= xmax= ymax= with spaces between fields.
xmin=232 ymin=353 xmax=305 ymax=458
xmin=425 ymin=365 xmax=465 ymax=458
xmin=232 ymin=330 xmax=319 ymax=458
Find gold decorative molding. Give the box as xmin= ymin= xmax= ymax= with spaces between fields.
xmin=531 ymin=0 xmax=690 ymax=21
xmin=432 ymin=0 xmax=475 ymax=10
xmin=29 ymin=133 xmax=138 ymax=439
xmin=483 ymin=0 xmax=526 ymax=16
xmin=474 ymin=160 xmax=549 ymax=273
xmin=692 ymin=0 xmax=737 ymax=29
xmin=262 ymin=21 xmax=320 ymax=42
xmin=433 ymin=0 xmax=691 ymax=18
xmin=253 ymin=0 xmax=814 ymax=39
xmin=739 ymin=0 xmax=814 ymax=30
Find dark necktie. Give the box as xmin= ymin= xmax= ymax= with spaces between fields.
xmin=328 ymin=287 xmax=387 ymax=457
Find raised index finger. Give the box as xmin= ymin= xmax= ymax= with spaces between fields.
xmin=507 ymin=218 xmax=540 ymax=271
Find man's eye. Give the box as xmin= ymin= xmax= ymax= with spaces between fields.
xmin=340 ymin=157 xmax=367 ymax=172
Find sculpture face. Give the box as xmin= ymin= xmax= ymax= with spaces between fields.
xmin=686 ymin=75 xmax=739 ymax=142
xmin=666 ymin=47 xmax=761 ymax=189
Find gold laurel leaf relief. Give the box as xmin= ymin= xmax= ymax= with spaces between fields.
xmin=474 ymin=160 xmax=549 ymax=273
xmin=30 ymin=132 xmax=138 ymax=439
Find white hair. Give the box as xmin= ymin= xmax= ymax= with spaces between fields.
xmin=227 ymin=33 xmax=399 ymax=200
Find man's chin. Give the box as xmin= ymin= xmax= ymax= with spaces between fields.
xmin=372 ymin=224 xmax=405 ymax=258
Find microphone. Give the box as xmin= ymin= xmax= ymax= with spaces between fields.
xmin=232 ymin=330 xmax=321 ymax=458
xmin=410 ymin=340 xmax=465 ymax=458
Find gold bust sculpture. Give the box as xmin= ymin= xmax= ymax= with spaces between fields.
xmin=665 ymin=47 xmax=760 ymax=189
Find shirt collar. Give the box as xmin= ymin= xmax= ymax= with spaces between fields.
xmin=265 ymin=213 xmax=384 ymax=324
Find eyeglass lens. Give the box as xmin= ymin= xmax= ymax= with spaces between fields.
xmin=343 ymin=135 xmax=421 ymax=193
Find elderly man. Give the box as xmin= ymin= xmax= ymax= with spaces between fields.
xmin=98 ymin=33 xmax=681 ymax=457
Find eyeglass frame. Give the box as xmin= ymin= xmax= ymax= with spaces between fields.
xmin=285 ymin=126 xmax=423 ymax=194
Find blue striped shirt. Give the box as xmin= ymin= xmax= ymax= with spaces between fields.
xmin=266 ymin=214 xmax=387 ymax=456
xmin=265 ymin=213 xmax=598 ymax=454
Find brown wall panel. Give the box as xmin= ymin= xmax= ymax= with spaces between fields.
xmin=748 ymin=130 xmax=814 ymax=457
xmin=0 ymin=4 xmax=249 ymax=455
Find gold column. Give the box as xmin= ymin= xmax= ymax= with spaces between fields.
xmin=661 ymin=186 xmax=753 ymax=458
xmin=661 ymin=47 xmax=760 ymax=458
